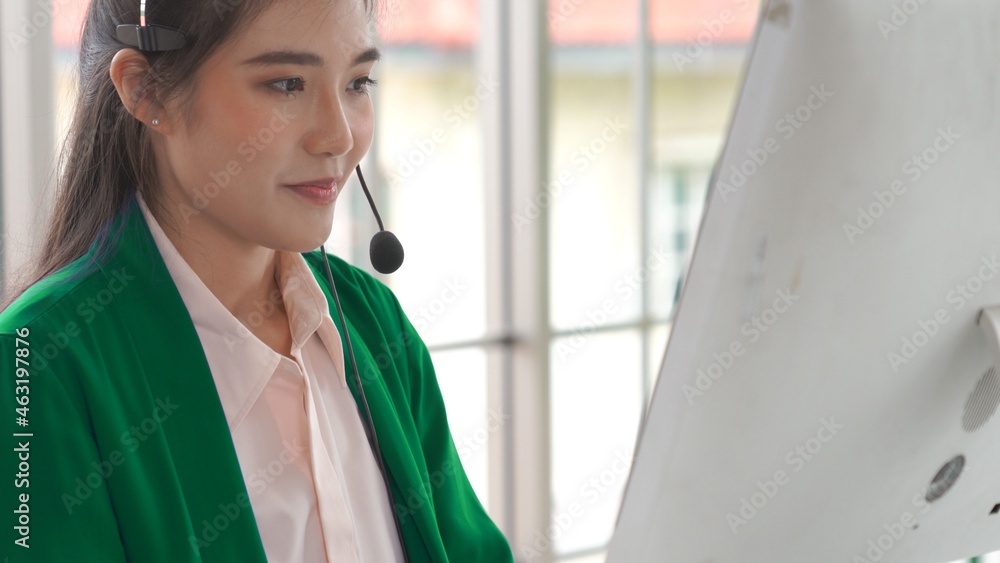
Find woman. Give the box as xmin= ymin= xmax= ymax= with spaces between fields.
xmin=0 ymin=0 xmax=512 ymax=561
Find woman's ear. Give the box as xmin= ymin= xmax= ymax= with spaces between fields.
xmin=109 ymin=48 xmax=173 ymax=133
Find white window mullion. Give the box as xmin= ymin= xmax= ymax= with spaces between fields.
xmin=634 ymin=0 xmax=653 ymax=421
xmin=1 ymin=0 xmax=55 ymax=290
xmin=482 ymin=1 xmax=553 ymax=561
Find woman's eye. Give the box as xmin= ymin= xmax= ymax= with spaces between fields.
xmin=270 ymin=77 xmax=306 ymax=95
xmin=351 ymin=76 xmax=378 ymax=95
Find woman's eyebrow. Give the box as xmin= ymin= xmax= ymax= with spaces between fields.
xmin=240 ymin=47 xmax=382 ymax=68
xmin=353 ymin=47 xmax=382 ymax=65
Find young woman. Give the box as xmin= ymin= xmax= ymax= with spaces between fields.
xmin=0 ymin=0 xmax=512 ymax=561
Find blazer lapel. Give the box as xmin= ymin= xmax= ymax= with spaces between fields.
xmin=100 ymin=197 xmax=269 ymax=562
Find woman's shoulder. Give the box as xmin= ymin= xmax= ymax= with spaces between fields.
xmin=0 ymin=254 xmax=113 ymax=337
xmin=301 ymin=248 xmax=401 ymax=307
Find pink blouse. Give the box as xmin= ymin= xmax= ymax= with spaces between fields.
xmin=137 ymin=194 xmax=404 ymax=562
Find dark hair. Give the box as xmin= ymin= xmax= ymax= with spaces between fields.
xmin=2 ymin=0 xmax=376 ymax=310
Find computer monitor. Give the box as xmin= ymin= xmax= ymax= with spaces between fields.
xmin=608 ymin=1 xmax=1000 ymax=561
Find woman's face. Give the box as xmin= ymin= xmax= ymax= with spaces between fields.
xmin=156 ymin=0 xmax=377 ymax=252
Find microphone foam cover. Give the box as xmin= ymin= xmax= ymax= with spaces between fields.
xmin=370 ymin=231 xmax=404 ymax=274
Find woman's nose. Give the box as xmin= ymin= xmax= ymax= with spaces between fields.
xmin=304 ymin=93 xmax=354 ymax=157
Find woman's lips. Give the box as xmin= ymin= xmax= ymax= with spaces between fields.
xmin=284 ymin=183 xmax=338 ymax=205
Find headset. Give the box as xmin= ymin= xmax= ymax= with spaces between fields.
xmin=318 ymin=167 xmax=408 ymax=563
xmin=117 ymin=3 xmax=411 ymax=560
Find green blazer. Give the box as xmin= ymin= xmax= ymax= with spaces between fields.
xmin=0 ymin=195 xmax=513 ymax=562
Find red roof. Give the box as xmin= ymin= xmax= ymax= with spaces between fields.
xmin=55 ymin=0 xmax=758 ymax=50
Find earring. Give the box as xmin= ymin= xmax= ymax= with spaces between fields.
xmin=151 ymin=118 xmax=160 ymax=126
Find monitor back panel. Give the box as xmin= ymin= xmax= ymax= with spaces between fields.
xmin=609 ymin=1 xmax=1000 ymax=561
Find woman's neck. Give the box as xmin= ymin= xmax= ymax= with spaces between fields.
xmin=149 ymin=197 xmax=284 ymax=325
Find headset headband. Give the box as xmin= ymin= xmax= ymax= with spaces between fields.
xmin=115 ymin=0 xmax=186 ymax=51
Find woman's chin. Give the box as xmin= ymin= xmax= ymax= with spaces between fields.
xmin=274 ymin=210 xmax=336 ymax=252
xmin=279 ymin=232 xmax=334 ymax=253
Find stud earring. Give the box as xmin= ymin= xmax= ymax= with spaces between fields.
xmin=151 ymin=118 xmax=159 ymax=126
